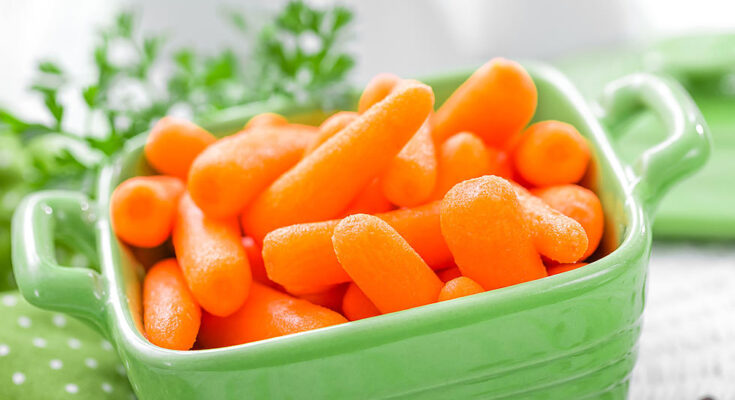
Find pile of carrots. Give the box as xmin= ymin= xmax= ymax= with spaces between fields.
xmin=110 ymin=58 xmax=604 ymax=351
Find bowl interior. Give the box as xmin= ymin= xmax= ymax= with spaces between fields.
xmin=94 ymin=63 xmax=641 ymax=363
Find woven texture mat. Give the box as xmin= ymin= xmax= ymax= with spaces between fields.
xmin=629 ymin=242 xmax=735 ymax=400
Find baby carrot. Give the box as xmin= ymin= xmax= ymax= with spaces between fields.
xmin=144 ymin=117 xmax=216 ymax=180
xmin=437 ymin=277 xmax=484 ymax=302
xmin=381 ymin=120 xmax=438 ymax=207
xmin=513 ymin=183 xmax=588 ymax=263
xmin=262 ymin=201 xmax=452 ymax=292
xmin=242 ymin=112 xmax=288 ymax=131
xmin=430 ymin=132 xmax=491 ymax=200
xmin=432 ymin=58 xmax=537 ymax=147
xmin=305 ymin=111 xmax=359 ymax=155
xmin=297 ymin=284 xmax=347 ymax=312
xmin=188 ymin=125 xmax=313 ymax=219
xmin=357 ymin=73 xmax=401 ymax=113
xmin=342 ymin=178 xmax=394 ymax=216
xmin=342 ymin=283 xmax=380 ymax=321
xmin=110 ymin=176 xmax=184 ymax=248
xmin=173 ymin=194 xmax=251 ymax=317
xmin=197 ymin=282 xmax=347 ymax=348
xmin=437 ymin=266 xmax=461 ymax=283
xmin=143 ymin=258 xmax=201 ymax=350
xmin=547 ymin=262 xmax=588 ymax=276
xmin=243 ymin=82 xmax=435 ymax=242
xmin=513 ymin=120 xmax=590 ymax=187
xmin=241 ymin=236 xmax=269 ymax=285
xmin=440 ymin=176 xmax=547 ymax=290
xmin=533 ymin=184 xmax=604 ymax=259
xmin=332 ymin=214 xmax=443 ymax=313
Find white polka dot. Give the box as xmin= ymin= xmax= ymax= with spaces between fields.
xmin=17 ymin=316 xmax=31 ymax=328
xmin=65 ymin=383 xmax=78 ymax=394
xmin=116 ymin=364 xmax=126 ymax=376
xmin=32 ymin=337 xmax=46 ymax=348
xmin=101 ymin=382 xmax=112 ymax=393
xmin=50 ymin=359 xmax=63 ymax=370
xmin=12 ymin=372 xmax=25 ymax=385
xmin=84 ymin=358 xmax=98 ymax=369
xmin=101 ymin=340 xmax=112 ymax=351
xmin=2 ymin=295 xmax=17 ymax=307
xmin=67 ymin=338 xmax=81 ymax=349
xmin=52 ymin=314 xmax=67 ymax=328
xmin=0 ymin=344 xmax=9 ymax=356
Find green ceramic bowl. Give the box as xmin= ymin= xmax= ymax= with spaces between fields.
xmin=12 ymin=64 xmax=710 ymax=399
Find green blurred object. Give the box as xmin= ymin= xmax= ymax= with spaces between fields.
xmin=557 ymin=33 xmax=735 ymax=239
xmin=11 ymin=64 xmax=710 ymax=399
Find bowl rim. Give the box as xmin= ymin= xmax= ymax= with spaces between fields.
xmin=95 ymin=62 xmax=649 ymax=369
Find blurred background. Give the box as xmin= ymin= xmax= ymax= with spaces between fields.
xmin=2 ymin=1 xmax=735 ymax=399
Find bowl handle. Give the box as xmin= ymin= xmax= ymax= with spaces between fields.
xmin=12 ymin=191 xmax=108 ymax=335
xmin=598 ymin=73 xmax=712 ymax=214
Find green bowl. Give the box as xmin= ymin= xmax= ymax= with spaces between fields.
xmin=12 ymin=64 xmax=710 ymax=399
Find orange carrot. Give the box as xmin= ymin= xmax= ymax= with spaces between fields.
xmin=437 ymin=277 xmax=484 ymax=302
xmin=188 ymin=125 xmax=313 ymax=219
xmin=432 ymin=58 xmax=537 ymax=147
xmin=332 ymin=214 xmax=443 ymax=313
xmin=437 ymin=266 xmax=461 ymax=283
xmin=440 ymin=176 xmax=547 ymax=290
xmin=143 ymin=258 xmax=201 ymax=350
xmin=381 ymin=120 xmax=437 ymax=207
xmin=297 ymin=284 xmax=347 ymax=312
xmin=242 ymin=113 xmax=288 ymax=130
xmin=341 ymin=178 xmax=394 ymax=216
xmin=241 ymin=236 xmax=269 ymax=285
xmin=305 ymin=111 xmax=359 ymax=155
xmin=110 ymin=176 xmax=184 ymax=248
xmin=533 ymin=184 xmax=604 ymax=259
xmin=357 ymin=73 xmax=401 ymax=113
xmin=513 ymin=183 xmax=588 ymax=263
xmin=262 ymin=201 xmax=452 ymax=292
xmin=513 ymin=120 xmax=590 ymax=187
xmin=144 ymin=117 xmax=216 ymax=180
xmin=197 ymin=282 xmax=347 ymax=348
xmin=431 ymin=132 xmax=491 ymax=200
xmin=173 ymin=194 xmax=251 ymax=317
xmin=243 ymin=82 xmax=435 ymax=242
xmin=342 ymin=283 xmax=380 ymax=321
xmin=547 ymin=262 xmax=588 ymax=276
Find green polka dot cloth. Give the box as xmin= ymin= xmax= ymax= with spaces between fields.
xmin=0 ymin=291 xmax=135 ymax=399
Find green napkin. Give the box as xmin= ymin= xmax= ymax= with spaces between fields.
xmin=0 ymin=291 xmax=134 ymax=399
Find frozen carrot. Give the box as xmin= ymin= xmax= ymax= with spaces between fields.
xmin=241 ymin=236 xmax=269 ymax=285
xmin=332 ymin=214 xmax=443 ymax=313
xmin=173 ymin=194 xmax=251 ymax=317
xmin=243 ymin=113 xmax=288 ymax=130
xmin=305 ymin=111 xmax=358 ymax=154
xmin=430 ymin=132 xmax=491 ymax=200
xmin=513 ymin=183 xmax=588 ymax=263
xmin=143 ymin=258 xmax=201 ymax=350
xmin=357 ymin=73 xmax=401 ymax=113
xmin=297 ymin=284 xmax=347 ymax=312
xmin=381 ymin=120 xmax=438 ymax=207
xmin=341 ymin=178 xmax=394 ymax=216
xmin=110 ymin=176 xmax=184 ymax=248
xmin=262 ymin=201 xmax=452 ymax=292
xmin=440 ymin=176 xmax=546 ymax=290
xmin=144 ymin=117 xmax=216 ymax=180
xmin=437 ymin=277 xmax=484 ymax=302
xmin=243 ymin=82 xmax=435 ymax=242
xmin=197 ymin=282 xmax=347 ymax=348
xmin=342 ymin=283 xmax=380 ymax=321
xmin=547 ymin=262 xmax=588 ymax=276
xmin=432 ymin=58 xmax=537 ymax=147
xmin=533 ymin=184 xmax=604 ymax=259
xmin=437 ymin=266 xmax=461 ymax=283
xmin=513 ymin=120 xmax=590 ymax=187
xmin=188 ymin=125 xmax=313 ymax=219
